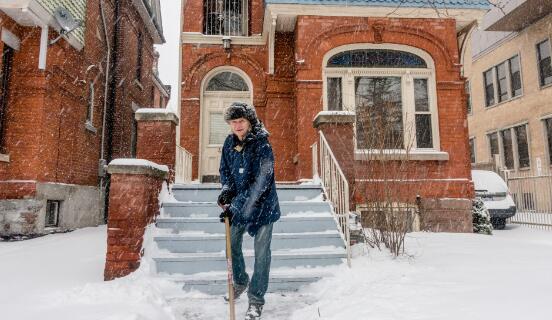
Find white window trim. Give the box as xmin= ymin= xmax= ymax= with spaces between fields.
xmin=321 ymin=43 xmax=442 ymax=157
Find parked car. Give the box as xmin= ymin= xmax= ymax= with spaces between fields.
xmin=471 ymin=170 xmax=517 ymax=230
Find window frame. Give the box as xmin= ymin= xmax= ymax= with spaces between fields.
xmin=136 ymin=32 xmax=143 ymax=82
xmin=483 ymin=53 xmax=523 ymax=108
xmin=469 ymin=136 xmax=476 ymax=164
xmin=487 ymin=122 xmax=531 ymax=171
xmin=536 ymin=38 xmax=552 ymax=88
xmin=322 ymin=44 xmax=441 ymax=155
xmin=541 ymin=115 xmax=552 ymax=167
xmin=0 ymin=45 xmax=15 ymax=154
xmin=465 ymin=79 xmax=472 ymax=115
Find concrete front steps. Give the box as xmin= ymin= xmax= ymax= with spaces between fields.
xmin=153 ymin=184 xmax=347 ymax=294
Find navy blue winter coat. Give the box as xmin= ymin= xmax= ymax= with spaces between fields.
xmin=219 ymin=125 xmax=281 ymax=236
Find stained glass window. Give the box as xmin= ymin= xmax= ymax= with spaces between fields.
xmin=327 ymin=50 xmax=427 ymax=68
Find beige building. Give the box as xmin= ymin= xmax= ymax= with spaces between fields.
xmin=465 ymin=0 xmax=552 ymax=175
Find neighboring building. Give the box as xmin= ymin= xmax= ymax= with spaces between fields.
xmin=180 ymin=0 xmax=488 ymax=230
xmin=0 ymin=0 xmax=166 ymax=237
xmin=152 ymin=50 xmax=171 ymax=108
xmin=465 ymin=0 xmax=552 ymax=175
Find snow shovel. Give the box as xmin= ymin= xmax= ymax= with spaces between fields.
xmin=224 ymin=216 xmax=236 ymax=320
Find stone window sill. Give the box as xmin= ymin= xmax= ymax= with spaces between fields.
xmin=355 ymin=150 xmax=449 ymax=161
xmin=0 ymin=153 xmax=9 ymax=163
xmin=85 ymin=121 xmax=97 ymax=134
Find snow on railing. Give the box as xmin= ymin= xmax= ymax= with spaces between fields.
xmin=313 ymin=131 xmax=352 ymax=267
xmin=175 ymin=145 xmax=193 ymax=183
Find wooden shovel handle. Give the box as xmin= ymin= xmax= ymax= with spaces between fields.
xmin=225 ymin=217 xmax=236 ymax=320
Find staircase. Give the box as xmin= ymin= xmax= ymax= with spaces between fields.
xmin=153 ymin=184 xmax=347 ymax=294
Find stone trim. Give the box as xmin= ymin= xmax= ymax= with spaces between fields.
xmin=108 ymin=159 xmax=168 ymax=179
xmin=354 ymin=151 xmax=450 ymax=161
xmin=135 ymin=108 xmax=179 ymax=125
xmin=0 ymin=153 xmax=9 ymax=163
xmin=313 ymin=111 xmax=355 ymax=128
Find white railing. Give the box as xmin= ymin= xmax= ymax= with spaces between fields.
xmin=313 ymin=132 xmax=351 ymax=267
xmin=504 ymin=168 xmax=552 ymax=230
xmin=175 ymin=145 xmax=193 ymax=184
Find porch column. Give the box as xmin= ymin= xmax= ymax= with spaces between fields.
xmin=135 ymin=109 xmax=179 ymax=183
xmin=104 ymin=160 xmax=168 ymax=280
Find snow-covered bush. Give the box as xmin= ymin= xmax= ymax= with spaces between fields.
xmin=472 ymin=198 xmax=493 ymax=235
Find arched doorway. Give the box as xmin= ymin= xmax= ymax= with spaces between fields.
xmin=200 ymin=68 xmax=252 ymax=182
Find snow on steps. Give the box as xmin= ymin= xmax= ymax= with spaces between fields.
xmin=153 ymin=183 xmax=347 ymax=293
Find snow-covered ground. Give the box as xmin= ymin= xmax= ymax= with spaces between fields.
xmin=1 ymin=225 xmax=551 ymax=320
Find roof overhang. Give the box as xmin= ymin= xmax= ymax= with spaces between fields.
xmin=132 ymin=0 xmax=165 ymax=44
xmin=0 ymin=0 xmax=83 ymax=50
xmin=153 ymin=73 xmax=170 ymax=98
xmin=265 ymin=3 xmax=489 ymax=33
xmin=486 ymin=0 xmax=552 ymax=31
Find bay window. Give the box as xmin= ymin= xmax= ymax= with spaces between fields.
xmin=323 ymin=45 xmax=441 ymax=155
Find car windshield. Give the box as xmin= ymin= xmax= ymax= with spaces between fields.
xmin=471 ymin=170 xmax=508 ymax=194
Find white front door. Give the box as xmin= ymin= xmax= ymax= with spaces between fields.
xmin=201 ymin=93 xmax=251 ymax=181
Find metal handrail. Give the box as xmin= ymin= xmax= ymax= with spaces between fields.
xmin=175 ymin=145 xmax=193 ymax=183
xmin=314 ymin=131 xmax=351 ymax=267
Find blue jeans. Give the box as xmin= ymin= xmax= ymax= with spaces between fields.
xmin=230 ymin=223 xmax=273 ymax=305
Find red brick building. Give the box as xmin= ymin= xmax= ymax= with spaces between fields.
xmin=180 ymin=0 xmax=489 ymax=231
xmin=0 ymin=0 xmax=167 ymax=237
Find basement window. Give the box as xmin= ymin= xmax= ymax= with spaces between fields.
xmin=45 ymin=200 xmax=61 ymax=228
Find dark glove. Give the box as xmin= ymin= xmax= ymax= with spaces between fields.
xmin=218 ymin=188 xmax=236 ymax=206
xmin=219 ymin=207 xmax=233 ymax=225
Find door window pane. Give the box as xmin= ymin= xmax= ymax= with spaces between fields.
xmin=501 ymin=129 xmax=514 ymax=169
xmin=355 ymin=77 xmax=403 ymax=149
xmin=209 ymin=113 xmax=229 ymax=144
xmin=327 ymin=77 xmax=343 ymax=111
xmin=537 ymin=39 xmax=552 ymax=87
xmin=484 ymin=69 xmax=495 ymax=107
xmin=496 ymin=62 xmax=508 ymax=102
xmin=508 ymin=55 xmax=522 ymax=97
xmin=514 ymin=125 xmax=530 ymax=168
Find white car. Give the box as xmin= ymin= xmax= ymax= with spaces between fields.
xmin=471 ymin=170 xmax=517 ymax=230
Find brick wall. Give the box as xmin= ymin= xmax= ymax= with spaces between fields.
xmin=104 ymin=162 xmax=166 ymax=280
xmin=1 ymin=0 xmax=161 ymax=192
xmin=180 ymin=10 xmax=473 ymax=222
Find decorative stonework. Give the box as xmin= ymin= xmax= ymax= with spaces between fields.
xmin=372 ymin=23 xmax=385 ymax=43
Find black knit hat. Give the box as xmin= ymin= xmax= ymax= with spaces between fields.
xmin=224 ymin=102 xmax=259 ymax=126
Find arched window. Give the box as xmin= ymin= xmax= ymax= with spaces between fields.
xmin=323 ymin=46 xmax=440 ymax=152
xmin=206 ymin=71 xmax=249 ymax=91
xmin=327 ymin=49 xmax=427 ymax=68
